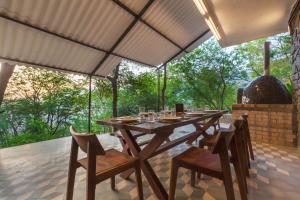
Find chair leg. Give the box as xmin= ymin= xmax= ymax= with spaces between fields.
xmin=86 ymin=168 xmax=95 ymax=200
xmin=222 ymin=163 xmax=235 ymax=200
xmin=169 ymin=161 xmax=179 ymax=200
xmin=232 ymin=159 xmax=248 ymax=200
xmin=191 ymin=170 xmax=196 ymax=187
xmin=247 ymin=134 xmax=254 ymax=160
xmin=241 ymin=138 xmax=250 ymax=177
xmin=244 ymin=144 xmax=251 ymax=169
xmin=86 ymin=180 xmax=95 ymax=200
xmin=66 ymin=167 xmax=77 ymax=200
xmin=111 ymin=176 xmax=115 ymax=190
xmin=134 ymin=164 xmax=144 ymax=200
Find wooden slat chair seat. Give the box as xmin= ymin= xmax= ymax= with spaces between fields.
xmin=66 ymin=127 xmax=144 ymax=200
xmin=175 ymin=147 xmax=222 ymax=178
xmin=77 ymin=149 xmax=137 ymax=176
xmin=169 ymin=122 xmax=248 ymax=200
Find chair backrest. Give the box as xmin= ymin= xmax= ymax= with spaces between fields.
xmin=212 ymin=124 xmax=236 ymax=154
xmin=70 ymin=126 xmax=105 ymax=155
xmin=241 ymin=114 xmax=250 ymax=134
xmin=232 ymin=119 xmax=244 ymax=149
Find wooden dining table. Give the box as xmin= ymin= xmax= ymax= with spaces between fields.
xmin=97 ymin=110 xmax=227 ymax=200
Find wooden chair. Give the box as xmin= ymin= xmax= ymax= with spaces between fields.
xmin=66 ymin=127 xmax=144 ymax=200
xmin=169 ymin=123 xmax=248 ymax=200
xmin=196 ymin=119 xmax=248 ymax=193
xmin=199 ymin=115 xmax=254 ymax=176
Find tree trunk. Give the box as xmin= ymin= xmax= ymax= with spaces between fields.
xmin=108 ymin=64 xmax=120 ymax=118
xmin=161 ymin=65 xmax=167 ymax=110
xmin=112 ymin=79 xmax=118 ymax=118
xmin=0 ymin=63 xmax=15 ymax=106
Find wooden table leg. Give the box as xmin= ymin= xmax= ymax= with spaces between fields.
xmin=120 ymin=129 xmax=172 ymax=200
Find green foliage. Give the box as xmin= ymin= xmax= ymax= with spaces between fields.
xmin=166 ymin=39 xmax=247 ymax=110
xmin=0 ymin=33 xmax=292 ymax=148
xmin=118 ymin=67 xmax=158 ymax=115
xmin=236 ymin=33 xmax=291 ymax=83
xmin=0 ymin=67 xmax=89 ymax=147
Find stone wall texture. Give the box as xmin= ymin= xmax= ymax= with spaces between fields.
xmin=232 ymin=104 xmax=297 ymax=147
xmin=290 ymin=1 xmax=300 ymax=146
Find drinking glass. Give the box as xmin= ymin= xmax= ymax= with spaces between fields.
xmin=171 ymin=108 xmax=176 ymax=116
xmin=139 ymin=106 xmax=145 ymax=114
xmin=148 ymin=110 xmax=155 ymax=122
xmin=139 ymin=107 xmax=146 ymax=121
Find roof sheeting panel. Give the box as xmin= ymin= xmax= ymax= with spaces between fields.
xmin=114 ymin=22 xmax=180 ymax=66
xmin=119 ymin=0 xmax=149 ymax=13
xmin=0 ymin=0 xmax=212 ymax=75
xmin=143 ymin=0 xmax=208 ymax=47
xmin=95 ymin=55 xmax=122 ymax=76
xmin=0 ymin=0 xmax=134 ymax=50
xmin=0 ymin=19 xmax=104 ymax=74
xmin=186 ymin=31 xmax=212 ymax=52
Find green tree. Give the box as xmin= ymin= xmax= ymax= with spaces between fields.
xmin=166 ymin=39 xmax=247 ymax=110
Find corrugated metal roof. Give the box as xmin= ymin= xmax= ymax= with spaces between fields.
xmin=95 ymin=55 xmax=122 ymax=76
xmin=0 ymin=18 xmax=104 ymax=74
xmin=0 ymin=0 xmax=211 ymax=76
xmin=143 ymin=0 xmax=207 ymax=47
xmin=186 ymin=31 xmax=213 ymax=52
xmin=0 ymin=0 xmax=134 ymax=50
xmin=114 ymin=22 xmax=180 ymax=66
xmin=119 ymin=0 xmax=148 ymax=13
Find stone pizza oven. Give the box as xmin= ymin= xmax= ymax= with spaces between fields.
xmin=233 ymin=41 xmax=297 ymax=147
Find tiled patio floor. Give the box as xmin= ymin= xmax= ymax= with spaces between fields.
xmin=1 ymin=125 xmax=300 ymax=200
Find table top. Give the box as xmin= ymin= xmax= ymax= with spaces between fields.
xmin=96 ymin=110 xmax=227 ymax=134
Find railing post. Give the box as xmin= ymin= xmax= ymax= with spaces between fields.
xmin=88 ymin=75 xmax=92 ymax=133
xmin=157 ymin=69 xmax=161 ymax=112
xmin=161 ymin=65 xmax=167 ymax=110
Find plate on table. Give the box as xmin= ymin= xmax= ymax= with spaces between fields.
xmin=185 ymin=111 xmax=205 ymax=116
xmin=159 ymin=116 xmax=182 ymax=122
xmin=112 ymin=116 xmax=139 ymax=123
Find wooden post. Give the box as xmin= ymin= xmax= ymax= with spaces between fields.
xmin=88 ymin=75 xmax=92 ymax=132
xmin=157 ymin=69 xmax=161 ymax=112
xmin=161 ymin=65 xmax=167 ymax=110
xmin=264 ymin=41 xmax=270 ymax=76
xmin=107 ymin=64 xmax=120 ymax=119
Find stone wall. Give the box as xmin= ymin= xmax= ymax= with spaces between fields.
xmin=290 ymin=0 xmax=300 ymax=145
xmin=232 ymin=104 xmax=297 ymax=147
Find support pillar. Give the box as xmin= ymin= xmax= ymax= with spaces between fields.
xmin=88 ymin=75 xmax=92 ymax=132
